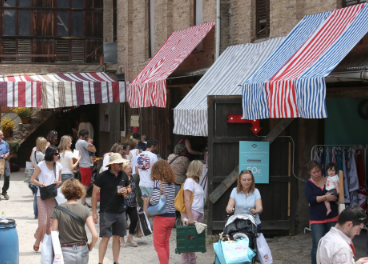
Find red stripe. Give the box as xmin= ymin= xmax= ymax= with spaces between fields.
xmin=18 ymin=82 xmax=25 ymax=107
xmin=90 ymin=72 xmax=105 ymax=82
xmin=57 ymin=74 xmax=74 ymax=82
xmin=24 ymin=75 xmax=33 ymax=82
xmin=112 ymin=82 xmax=119 ymax=102
xmin=271 ymin=4 xmax=364 ymax=81
xmin=37 ymin=82 xmax=42 ymax=108
xmin=310 ymin=215 xmax=339 ymax=225
xmin=94 ymin=82 xmax=102 ymax=104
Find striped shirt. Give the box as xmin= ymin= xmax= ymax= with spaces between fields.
xmin=149 ymin=180 xmax=176 ymax=217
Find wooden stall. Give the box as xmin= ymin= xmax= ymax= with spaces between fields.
xmin=207 ymin=95 xmax=297 ymax=236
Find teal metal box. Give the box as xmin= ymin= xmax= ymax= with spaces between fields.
xmin=175 ymin=226 xmax=206 ymax=254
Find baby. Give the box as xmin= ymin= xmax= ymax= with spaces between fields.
xmin=325 ymin=162 xmax=340 ymax=215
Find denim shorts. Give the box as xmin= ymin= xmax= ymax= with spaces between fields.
xmin=61 ymin=174 xmax=74 ymax=183
xmin=61 ymin=244 xmax=89 ymax=264
xmin=140 ymin=186 xmax=153 ymax=196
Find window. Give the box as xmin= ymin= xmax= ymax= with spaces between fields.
xmin=113 ymin=0 xmax=117 ymax=42
xmin=342 ymin=0 xmax=365 ymax=7
xmin=0 ymin=0 xmax=103 ymax=63
xmin=256 ymin=0 xmax=270 ymax=39
xmin=148 ymin=0 xmax=155 ymax=58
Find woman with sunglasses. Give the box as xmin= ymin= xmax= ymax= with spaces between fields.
xmin=226 ymin=170 xmax=263 ymax=233
xmin=30 ymin=146 xmax=63 ymax=252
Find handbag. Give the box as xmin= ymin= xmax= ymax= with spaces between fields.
xmin=147 ymin=181 xmax=167 ymax=215
xmin=222 ymin=237 xmax=256 ymax=264
xmin=137 ymin=211 xmax=152 ymax=236
xmin=256 ymin=233 xmax=273 ymax=264
xmin=213 ymin=240 xmax=226 ymax=264
xmin=0 ymin=159 xmax=5 ymax=175
xmin=40 ymin=234 xmax=53 ymax=264
xmin=39 ymin=163 xmax=58 ymax=200
xmin=174 ymin=181 xmax=194 ymax=213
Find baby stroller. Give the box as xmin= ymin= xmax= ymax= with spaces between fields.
xmin=215 ymin=214 xmax=258 ymax=264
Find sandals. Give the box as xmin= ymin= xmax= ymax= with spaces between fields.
xmin=120 ymin=243 xmax=127 ymax=248
xmin=33 ymin=244 xmax=39 ymax=252
xmin=126 ymin=241 xmax=138 ymax=247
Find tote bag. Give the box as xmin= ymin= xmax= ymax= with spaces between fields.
xmin=222 ymin=238 xmax=256 ymax=264
xmin=147 ymin=181 xmax=166 ymax=215
xmin=40 ymin=234 xmax=53 ymax=264
xmin=174 ymin=182 xmax=194 ymax=213
xmin=213 ymin=240 xmax=226 ymax=264
xmin=256 ymin=233 xmax=273 ymax=264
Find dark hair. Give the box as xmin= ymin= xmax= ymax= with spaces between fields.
xmin=121 ymin=143 xmax=129 ymax=150
xmin=337 ymin=205 xmax=367 ymax=226
xmin=326 ymin=162 xmax=337 ymax=172
xmin=132 ymin=132 xmax=141 ymax=140
xmin=44 ymin=146 xmax=58 ymax=162
xmin=46 ymin=130 xmax=58 ymax=145
xmin=78 ymin=129 xmax=89 ymax=138
xmin=307 ymin=160 xmax=321 ymax=173
xmin=147 ymin=138 xmax=159 ymax=148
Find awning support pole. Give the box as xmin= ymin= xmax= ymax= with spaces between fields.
xmin=215 ymin=0 xmax=220 ymax=59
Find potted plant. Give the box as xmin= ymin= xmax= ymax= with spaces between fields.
xmin=1 ymin=118 xmax=15 ymax=138
xmin=8 ymin=140 xmax=21 ymax=159
xmin=12 ymin=107 xmax=32 ymax=124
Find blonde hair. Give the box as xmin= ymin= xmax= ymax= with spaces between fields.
xmin=122 ymin=161 xmax=131 ymax=171
xmin=58 ymin=135 xmax=71 ymax=153
xmin=186 ymin=160 xmax=203 ymax=179
xmin=127 ymin=139 xmax=138 ymax=150
xmin=36 ymin=137 xmax=47 ymax=152
xmin=236 ymin=171 xmax=256 ymax=194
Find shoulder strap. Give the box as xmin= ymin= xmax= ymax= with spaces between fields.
xmin=55 ymin=205 xmax=84 ymax=225
xmin=53 ymin=162 xmax=57 ymax=181
xmin=169 ymin=155 xmax=180 ymax=164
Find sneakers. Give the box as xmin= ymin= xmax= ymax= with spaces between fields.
xmin=2 ymin=192 xmax=9 ymax=200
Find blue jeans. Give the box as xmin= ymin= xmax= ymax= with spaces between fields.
xmin=61 ymin=174 xmax=74 ymax=183
xmin=257 ymin=223 xmax=261 ymax=233
xmin=311 ymin=221 xmax=336 ymax=264
xmin=33 ymin=192 xmax=38 ymax=218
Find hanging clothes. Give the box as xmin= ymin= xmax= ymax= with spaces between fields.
xmin=325 ymin=147 xmax=331 ymax=175
xmin=337 ymin=149 xmax=343 ymax=171
xmin=347 ymin=147 xmax=360 ymax=192
xmin=342 ymin=148 xmax=350 ymax=204
xmin=332 ymin=148 xmax=337 ymax=164
xmin=356 ymin=148 xmax=367 ymax=211
xmin=350 ymin=191 xmax=359 ymax=206
xmin=313 ymin=147 xmax=322 ymax=164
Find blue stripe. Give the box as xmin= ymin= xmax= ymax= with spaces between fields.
xmin=242 ymin=12 xmax=330 ymax=119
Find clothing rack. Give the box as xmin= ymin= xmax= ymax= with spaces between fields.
xmin=304 ymin=144 xmax=368 ymax=233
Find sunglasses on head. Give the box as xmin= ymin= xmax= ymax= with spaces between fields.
xmin=240 ymin=170 xmax=252 ymax=174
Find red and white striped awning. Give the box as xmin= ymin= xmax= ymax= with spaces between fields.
xmin=0 ymin=72 xmax=128 ymax=109
xmin=129 ymin=22 xmax=215 ymax=108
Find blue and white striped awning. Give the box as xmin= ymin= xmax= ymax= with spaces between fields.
xmin=173 ymin=37 xmax=285 ymax=136
xmin=242 ymin=3 xmax=368 ymax=119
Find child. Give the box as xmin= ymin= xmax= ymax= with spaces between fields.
xmin=325 ymin=162 xmax=339 ymax=215
xmin=88 ymin=138 xmax=96 ymax=166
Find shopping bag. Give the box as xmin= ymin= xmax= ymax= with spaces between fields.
xmin=222 ymin=237 xmax=256 ymax=264
xmin=40 ymin=234 xmax=53 ymax=264
xmin=55 ymin=188 xmax=67 ymax=205
xmin=213 ymin=240 xmax=226 ymax=264
xmin=51 ymin=231 xmax=64 ymax=264
xmin=256 ymin=233 xmax=273 ymax=264
xmin=137 ymin=211 xmax=152 ymax=236
xmin=0 ymin=159 xmax=5 ymax=174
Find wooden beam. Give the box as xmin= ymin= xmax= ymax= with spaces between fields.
xmin=209 ymin=118 xmax=295 ymax=204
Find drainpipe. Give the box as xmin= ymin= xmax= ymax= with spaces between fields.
xmin=215 ymin=0 xmax=220 ymax=60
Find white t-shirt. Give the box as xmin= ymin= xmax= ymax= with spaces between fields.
xmin=101 ymin=153 xmax=112 ymax=172
xmin=59 ymin=151 xmax=73 ymax=174
xmin=326 ymin=174 xmax=339 ymax=191
xmin=137 ymin=151 xmax=158 ymax=188
xmin=130 ymin=149 xmax=140 ymax=174
xmin=36 ymin=161 xmax=63 ymax=196
xmin=183 ymin=178 xmax=204 ymax=214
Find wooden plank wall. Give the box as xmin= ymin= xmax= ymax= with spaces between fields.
xmin=207 ymin=95 xmax=296 ymax=235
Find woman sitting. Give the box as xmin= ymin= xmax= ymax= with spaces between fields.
xmin=50 ymin=178 xmax=98 ymax=264
xmin=181 ymin=160 xmax=204 ymax=264
xmin=226 ymin=170 xmax=263 ymax=233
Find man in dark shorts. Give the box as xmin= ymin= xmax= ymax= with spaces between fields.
xmin=75 ymin=129 xmax=96 ymax=207
xmin=92 ymin=153 xmax=131 ymax=264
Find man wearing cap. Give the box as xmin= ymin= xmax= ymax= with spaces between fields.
xmin=317 ymin=205 xmax=368 ymax=264
xmin=92 ymin=153 xmax=131 ymax=264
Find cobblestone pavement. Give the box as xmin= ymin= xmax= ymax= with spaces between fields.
xmin=1 ymin=169 xmax=367 ymax=264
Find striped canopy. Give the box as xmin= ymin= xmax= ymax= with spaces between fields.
xmin=129 ymin=22 xmax=215 ymax=108
xmin=0 ymin=72 xmax=128 ymax=109
xmin=242 ymin=3 xmax=368 ymax=119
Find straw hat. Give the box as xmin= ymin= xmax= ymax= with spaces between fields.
xmin=106 ymin=153 xmax=128 ymax=167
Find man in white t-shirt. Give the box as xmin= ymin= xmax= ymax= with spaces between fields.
xmin=137 ymin=138 xmax=159 ymax=215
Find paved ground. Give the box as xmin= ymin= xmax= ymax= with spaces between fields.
xmin=1 ymin=169 xmax=367 ymax=264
